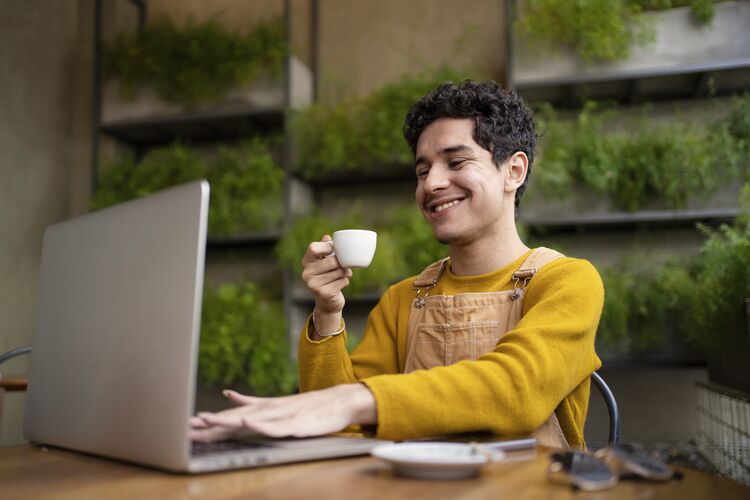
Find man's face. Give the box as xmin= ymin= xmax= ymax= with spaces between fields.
xmin=414 ymin=117 xmax=511 ymax=245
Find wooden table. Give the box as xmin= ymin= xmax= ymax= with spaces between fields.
xmin=1 ymin=444 xmax=748 ymax=499
xmin=0 ymin=376 xmax=28 ymax=427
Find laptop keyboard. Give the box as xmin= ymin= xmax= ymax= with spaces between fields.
xmin=191 ymin=439 xmax=272 ymax=457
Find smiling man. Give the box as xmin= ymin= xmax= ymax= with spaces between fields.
xmin=191 ymin=81 xmax=604 ymax=449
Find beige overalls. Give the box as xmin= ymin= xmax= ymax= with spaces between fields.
xmin=404 ymin=247 xmax=571 ymax=449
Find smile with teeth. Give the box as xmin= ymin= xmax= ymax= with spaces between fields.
xmin=433 ymin=199 xmax=461 ymax=212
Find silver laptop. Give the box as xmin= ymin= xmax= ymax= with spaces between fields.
xmin=23 ymin=180 xmax=383 ymax=473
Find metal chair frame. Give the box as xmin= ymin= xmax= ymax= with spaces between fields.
xmin=0 ymin=346 xmax=31 ymax=367
xmin=591 ymin=371 xmax=621 ymax=446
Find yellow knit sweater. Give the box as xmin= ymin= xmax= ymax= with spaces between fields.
xmin=298 ymin=249 xmax=604 ymax=448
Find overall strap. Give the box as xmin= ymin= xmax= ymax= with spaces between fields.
xmin=518 ymin=246 xmax=565 ymax=271
xmin=510 ymin=247 xmax=565 ymax=300
xmin=412 ymin=257 xmax=450 ymax=289
xmin=412 ymin=257 xmax=450 ymax=308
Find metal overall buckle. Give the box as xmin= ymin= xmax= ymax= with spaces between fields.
xmin=510 ymin=269 xmax=537 ymax=301
xmin=414 ymin=282 xmax=436 ymax=309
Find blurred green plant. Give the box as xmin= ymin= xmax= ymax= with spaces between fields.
xmin=91 ymin=144 xmax=205 ymax=210
xmin=291 ymin=67 xmax=473 ymax=180
xmin=684 ymin=0 xmax=717 ymax=24
xmin=104 ymin=16 xmax=286 ymax=106
xmin=516 ymin=0 xmax=643 ymax=62
xmin=532 ymin=96 xmax=748 ymax=211
xmin=516 ymin=0 xmax=717 ymax=62
xmin=384 ymin=204 xmax=447 ymax=274
xmin=596 ymin=185 xmax=750 ymax=356
xmin=728 ymin=91 xmax=750 ymax=156
xmin=598 ymin=263 xmax=697 ymax=355
xmin=597 ymin=269 xmax=635 ymax=353
xmin=686 ymin=184 xmax=750 ymax=348
xmin=92 ymin=139 xmax=284 ymax=235
xmin=206 ymin=139 xmax=284 ymax=235
xmin=199 ymin=282 xmax=296 ymax=396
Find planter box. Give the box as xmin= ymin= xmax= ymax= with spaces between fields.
xmin=707 ymin=299 xmax=750 ymax=396
xmin=511 ymin=1 xmax=750 ymax=102
xmin=101 ymin=56 xmax=313 ymax=126
xmin=520 ymin=180 xmax=743 ymax=225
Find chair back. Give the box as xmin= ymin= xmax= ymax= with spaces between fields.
xmin=591 ymin=371 xmax=621 ymax=446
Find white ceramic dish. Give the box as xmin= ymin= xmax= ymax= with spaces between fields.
xmin=371 ymin=442 xmax=505 ymax=480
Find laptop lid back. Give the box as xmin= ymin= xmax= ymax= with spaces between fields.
xmin=24 ymin=180 xmax=209 ymax=470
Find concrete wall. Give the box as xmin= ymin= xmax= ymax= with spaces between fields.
xmin=317 ymin=0 xmax=507 ymax=103
xmin=146 ymin=0 xmax=283 ymax=32
xmin=0 ymin=0 xmax=93 ymax=445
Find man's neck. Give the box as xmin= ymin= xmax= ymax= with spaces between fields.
xmin=448 ymin=223 xmax=530 ymax=276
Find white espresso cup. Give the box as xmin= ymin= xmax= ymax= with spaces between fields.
xmin=332 ymin=229 xmax=377 ymax=268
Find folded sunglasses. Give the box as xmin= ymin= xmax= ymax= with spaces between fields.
xmin=548 ymin=445 xmax=684 ymax=491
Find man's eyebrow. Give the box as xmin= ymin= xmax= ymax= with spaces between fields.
xmin=441 ymin=144 xmax=474 ymax=155
xmin=414 ymin=144 xmax=474 ymax=168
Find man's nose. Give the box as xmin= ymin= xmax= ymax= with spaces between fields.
xmin=423 ymin=165 xmax=450 ymax=191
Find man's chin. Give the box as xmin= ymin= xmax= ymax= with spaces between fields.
xmin=434 ymin=230 xmax=462 ymax=245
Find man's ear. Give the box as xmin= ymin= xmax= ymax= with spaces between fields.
xmin=504 ymin=152 xmax=528 ymax=193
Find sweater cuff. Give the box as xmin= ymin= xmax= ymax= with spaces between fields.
xmin=360 ymin=374 xmax=411 ymax=440
xmin=301 ymin=313 xmax=347 ymax=345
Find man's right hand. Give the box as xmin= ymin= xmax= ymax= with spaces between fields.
xmin=301 ymin=235 xmax=352 ymax=337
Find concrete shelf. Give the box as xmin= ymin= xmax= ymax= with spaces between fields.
xmin=206 ymin=230 xmax=283 ymax=249
xmin=99 ymin=106 xmax=285 ymax=148
xmin=522 ymin=207 xmax=740 ymax=233
xmin=296 ymin=165 xmax=415 ymax=188
xmin=98 ymin=57 xmax=312 ymax=147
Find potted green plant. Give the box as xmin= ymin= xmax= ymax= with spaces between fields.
xmin=687 ymin=185 xmax=750 ymax=394
xmin=512 ymin=1 xmax=748 ymax=87
xmin=101 ymin=16 xmax=307 ymax=122
xmin=597 ymin=263 xmax=702 ymax=361
xmin=523 ymin=95 xmax=749 ymax=217
xmin=92 ymin=139 xmax=285 ymax=236
xmin=205 ymin=139 xmax=285 ymax=236
xmin=198 ymin=281 xmax=296 ymax=397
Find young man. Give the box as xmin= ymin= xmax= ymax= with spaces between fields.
xmin=191 ymin=81 xmax=604 ymax=449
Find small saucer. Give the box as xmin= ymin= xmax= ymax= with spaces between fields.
xmin=371 ymin=442 xmax=505 ymax=480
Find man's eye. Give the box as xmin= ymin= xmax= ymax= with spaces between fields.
xmin=449 ymin=159 xmax=466 ymax=168
xmin=416 ymin=169 xmax=429 ymax=179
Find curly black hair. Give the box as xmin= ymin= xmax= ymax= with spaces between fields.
xmin=403 ymin=80 xmax=536 ymax=213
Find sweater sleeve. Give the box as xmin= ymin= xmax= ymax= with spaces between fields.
xmin=297 ymin=285 xmax=402 ymax=393
xmin=361 ymin=258 xmax=603 ymax=440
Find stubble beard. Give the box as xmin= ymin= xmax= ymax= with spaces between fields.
xmin=436 ymin=234 xmax=454 ymax=245
xmin=432 ymin=224 xmax=468 ymax=246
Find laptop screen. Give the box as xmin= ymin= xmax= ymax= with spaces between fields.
xmin=24 ymin=180 xmax=209 ymax=470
